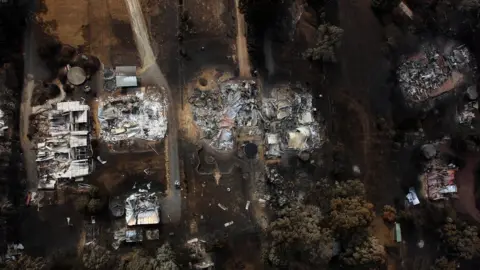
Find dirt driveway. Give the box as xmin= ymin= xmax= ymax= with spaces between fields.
xmin=335 ymin=0 xmax=399 ymax=208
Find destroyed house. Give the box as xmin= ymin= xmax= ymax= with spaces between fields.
xmin=397 ymin=42 xmax=475 ymax=109
xmin=420 ymin=158 xmax=457 ymax=201
xmin=262 ymin=87 xmax=325 ymax=158
xmin=36 ymin=101 xmax=93 ymax=187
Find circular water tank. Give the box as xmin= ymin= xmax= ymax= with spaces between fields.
xmin=67 ymin=66 xmax=86 ymax=85
xmin=244 ymin=143 xmax=258 ymax=159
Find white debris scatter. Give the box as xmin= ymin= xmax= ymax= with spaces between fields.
xmin=98 ymin=88 xmax=168 ymax=142
xmin=262 ymin=85 xmax=325 ymax=157
xmin=457 ymin=101 xmax=478 ymax=125
xmin=96 ymin=156 xmax=107 ymax=164
xmin=189 ymin=80 xmax=260 ymax=151
xmin=397 ymin=42 xmax=476 ymax=104
xmin=217 ymin=203 xmax=228 ymax=211
xmin=0 ymin=109 xmax=7 ymax=137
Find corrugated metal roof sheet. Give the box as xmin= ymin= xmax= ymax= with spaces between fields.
xmin=70 ymin=135 xmax=88 ymax=148
xmin=56 ymin=101 xmax=90 ymax=112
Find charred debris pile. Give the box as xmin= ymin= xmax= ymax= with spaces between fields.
xmin=189 ymin=79 xmax=260 ymax=151
xmin=397 ymin=41 xmax=476 ymax=110
xmin=98 ymin=88 xmax=168 ymax=143
xmin=0 ymin=67 xmax=22 ymax=257
xmin=188 ymin=78 xmax=325 ymax=156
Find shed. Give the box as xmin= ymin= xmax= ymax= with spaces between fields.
xmin=115 ymin=66 xmax=138 ymax=88
xmin=116 ymin=75 xmax=138 ymax=88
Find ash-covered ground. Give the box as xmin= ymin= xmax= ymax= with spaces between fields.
xmin=6 ymin=0 xmax=480 ymax=269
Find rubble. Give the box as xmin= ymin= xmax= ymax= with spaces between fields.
xmin=35 ymin=101 xmax=94 ymax=188
xmin=189 ymin=79 xmax=260 ymax=151
xmin=457 ymin=101 xmax=478 ymax=126
xmin=352 ymin=165 xmax=361 ymax=176
xmin=186 ymin=239 xmax=214 ymax=269
xmin=421 ymin=144 xmax=437 ymax=159
xmin=466 ymin=85 xmax=478 ymax=100
xmin=397 ymin=42 xmax=476 ymax=105
xmin=125 ymin=192 xmax=160 ymax=226
xmin=5 ymin=243 xmax=24 ymax=260
xmin=109 ymin=197 xmax=125 ymax=217
xmin=263 ymin=85 xmax=325 ymax=157
xmin=125 ymin=229 xmax=143 ymax=242
xmin=98 ymin=88 xmax=168 ymax=142
xmin=145 ymin=229 xmax=160 ymax=240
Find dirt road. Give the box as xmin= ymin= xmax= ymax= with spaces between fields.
xmin=337 ymin=0 xmax=395 ymax=208
xmin=21 ymin=2 xmax=41 ymax=191
xmin=20 ymin=75 xmax=37 ymax=191
xmin=124 ymin=0 xmax=156 ymax=69
xmin=234 ymin=0 xmax=251 ymax=77
xmin=124 ymin=0 xmax=181 ymax=222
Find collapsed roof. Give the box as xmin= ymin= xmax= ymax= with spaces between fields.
xmin=125 ymin=192 xmax=160 ymax=226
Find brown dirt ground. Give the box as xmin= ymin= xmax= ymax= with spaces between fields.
xmin=37 ymin=0 xmax=88 ymax=46
xmin=454 ymin=154 xmax=480 ymax=222
xmin=89 ymin=149 xmax=166 ymax=194
xmin=38 ymin=0 xmax=135 ymax=66
xmin=185 ymin=0 xmax=230 ymax=37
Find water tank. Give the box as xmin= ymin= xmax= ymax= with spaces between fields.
xmin=244 ymin=143 xmax=258 ymax=159
xmin=67 ymin=66 xmax=86 ymax=85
